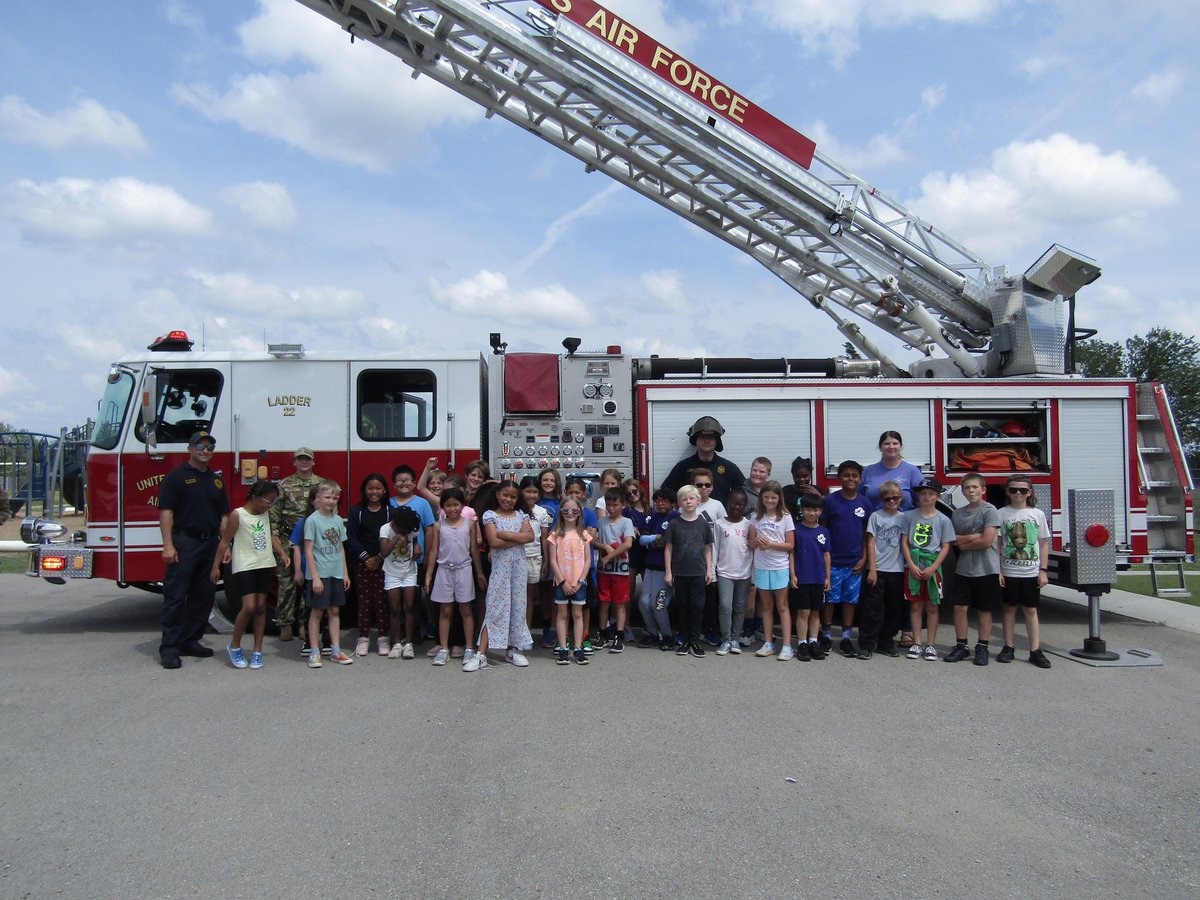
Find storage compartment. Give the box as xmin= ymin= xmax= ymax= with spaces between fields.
xmin=944 ymin=400 xmax=1049 ymax=473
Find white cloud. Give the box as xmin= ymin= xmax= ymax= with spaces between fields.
xmin=58 ymin=327 xmax=126 ymax=366
xmin=1082 ymin=283 xmax=1200 ymax=346
xmin=3 ymin=177 xmax=211 ymax=242
xmin=172 ymin=0 xmax=478 ymax=171
xmin=1131 ymin=67 xmax=1184 ymax=107
xmin=601 ymin=0 xmax=698 ymax=50
xmin=0 ymin=96 xmax=147 ymax=151
xmin=185 ymin=269 xmax=366 ymax=317
xmin=921 ymin=84 xmax=946 ymax=111
xmin=0 ymin=366 xmax=30 ymax=397
xmin=910 ymin=133 xmax=1178 ymax=260
xmin=1019 ymin=55 xmax=1065 ymax=79
xmin=734 ymin=0 xmax=1000 ymax=65
xmin=430 ymin=270 xmax=594 ymax=325
xmin=640 ymin=269 xmax=688 ymax=312
xmin=805 ymin=120 xmax=905 ymax=171
xmin=514 ymin=183 xmax=622 ymax=276
xmin=164 ymin=0 xmax=205 ymax=33
xmin=219 ymin=181 xmax=297 ymax=230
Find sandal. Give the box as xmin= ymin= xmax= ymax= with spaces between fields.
xmin=899 ymin=631 xmax=915 ymax=649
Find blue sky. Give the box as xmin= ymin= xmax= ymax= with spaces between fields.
xmin=0 ymin=0 xmax=1193 ymax=433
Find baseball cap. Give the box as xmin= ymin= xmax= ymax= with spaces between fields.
xmin=294 ymin=447 xmax=315 ymax=459
xmin=188 ymin=431 xmax=215 ymax=447
xmin=915 ymin=477 xmax=942 ymax=493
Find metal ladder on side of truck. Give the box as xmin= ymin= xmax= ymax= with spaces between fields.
xmin=1135 ymin=383 xmax=1194 ymax=597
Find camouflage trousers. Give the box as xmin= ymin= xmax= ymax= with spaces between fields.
xmin=275 ymin=540 xmax=308 ymax=633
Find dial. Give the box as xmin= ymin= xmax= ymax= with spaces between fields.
xmin=582 ymin=384 xmax=598 ymax=399
xmin=598 ymin=383 xmax=614 ymax=397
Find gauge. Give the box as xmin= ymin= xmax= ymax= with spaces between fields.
xmin=598 ymin=383 xmax=614 ymax=397
xmin=582 ymin=384 xmax=598 ymax=399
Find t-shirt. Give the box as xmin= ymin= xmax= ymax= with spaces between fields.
xmin=862 ymin=460 xmax=926 ymax=512
xmin=713 ymin=516 xmax=753 ymax=579
xmin=231 ymin=507 xmax=273 ymax=574
xmin=641 ymin=510 xmax=680 ymax=570
xmin=997 ymin=506 xmax=1050 ymax=578
xmin=903 ymin=510 xmax=955 ymax=562
xmin=597 ymin=515 xmax=636 ymax=576
xmin=821 ymin=491 xmax=873 ymax=567
xmin=525 ymin=505 xmax=552 ymax=560
xmin=537 ymin=497 xmax=561 ymax=522
xmin=867 ymin=508 xmax=906 ymax=573
xmin=794 ymin=524 xmax=831 ymax=585
xmin=379 ymin=522 xmax=419 ymax=582
xmin=951 ymin=502 xmax=1002 ymax=577
xmin=697 ymin=498 xmax=727 ymax=533
xmin=751 ymin=513 xmax=795 ymax=571
xmin=304 ymin=510 xmax=347 ymax=579
xmin=548 ymin=529 xmax=592 ymax=584
xmin=665 ymin=515 xmax=712 ymax=577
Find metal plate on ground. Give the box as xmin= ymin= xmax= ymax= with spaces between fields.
xmin=1046 ymin=645 xmax=1163 ymax=667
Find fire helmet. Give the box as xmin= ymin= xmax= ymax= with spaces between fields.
xmin=688 ymin=415 xmax=726 ymax=451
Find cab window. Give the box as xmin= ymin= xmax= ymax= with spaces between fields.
xmin=137 ymin=369 xmax=223 ymax=444
xmin=92 ymin=370 xmax=135 ymax=450
xmin=358 ymin=369 xmax=436 ymax=441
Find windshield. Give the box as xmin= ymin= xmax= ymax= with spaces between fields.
xmin=92 ymin=370 xmax=135 ymax=450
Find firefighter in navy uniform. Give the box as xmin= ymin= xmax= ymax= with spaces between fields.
xmin=660 ymin=416 xmax=745 ymax=504
xmin=157 ymin=431 xmax=229 ymax=669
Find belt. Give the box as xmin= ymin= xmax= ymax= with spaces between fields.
xmin=174 ymin=528 xmax=216 ymax=540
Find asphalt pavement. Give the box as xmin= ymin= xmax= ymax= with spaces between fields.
xmin=2 ymin=573 xmax=1198 ymax=899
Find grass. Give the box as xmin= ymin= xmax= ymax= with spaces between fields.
xmin=0 ymin=553 xmax=30 ymax=576
xmin=1115 ymin=570 xmax=1200 ymax=605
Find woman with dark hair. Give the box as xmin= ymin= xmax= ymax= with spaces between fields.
xmin=862 ymin=431 xmax=925 ymax=511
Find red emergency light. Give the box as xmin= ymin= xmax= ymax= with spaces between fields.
xmin=40 ymin=555 xmax=68 ymax=572
xmin=1084 ymin=524 xmax=1111 ymax=548
xmin=148 ymin=330 xmax=194 ymax=352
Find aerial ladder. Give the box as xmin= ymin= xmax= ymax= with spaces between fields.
xmin=293 ymin=0 xmax=1100 ymax=378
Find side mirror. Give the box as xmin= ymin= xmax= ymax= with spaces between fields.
xmin=141 ymin=372 xmax=159 ymax=454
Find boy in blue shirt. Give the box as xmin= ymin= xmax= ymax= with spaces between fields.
xmin=820 ymin=460 xmax=873 ymax=656
xmin=791 ymin=494 xmax=831 ymax=661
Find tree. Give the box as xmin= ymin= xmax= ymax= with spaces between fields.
xmin=1126 ymin=328 xmax=1200 ymax=460
xmin=1074 ymin=338 xmax=1125 ymax=377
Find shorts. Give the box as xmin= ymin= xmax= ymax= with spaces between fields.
xmin=953 ymin=573 xmax=1001 ymax=611
xmin=384 ymin=570 xmax=418 ymax=591
xmin=828 ymin=566 xmax=862 ymax=605
xmin=788 ymin=584 xmax=825 ymax=611
xmin=754 ymin=568 xmax=789 ymax=591
xmin=525 ymin=557 xmax=543 ymax=585
xmin=431 ymin=564 xmax=475 ymax=604
xmin=230 ymin=566 xmax=274 ymax=596
xmin=597 ymin=572 xmax=631 ymax=604
xmin=306 ymin=576 xmax=346 ymax=610
xmin=1001 ymin=576 xmax=1041 ymax=609
xmin=554 ymin=584 xmax=586 ymax=605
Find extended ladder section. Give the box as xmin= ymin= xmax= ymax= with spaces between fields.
xmin=1134 ymin=383 xmax=1193 ymax=596
xmin=293 ymin=0 xmax=1031 ymax=377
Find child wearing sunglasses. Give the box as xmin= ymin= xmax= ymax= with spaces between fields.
xmin=858 ymin=480 xmax=908 ymax=659
xmin=996 ymin=476 xmax=1052 ymax=668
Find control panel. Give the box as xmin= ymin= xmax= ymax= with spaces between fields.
xmin=488 ymin=349 xmax=634 ymax=479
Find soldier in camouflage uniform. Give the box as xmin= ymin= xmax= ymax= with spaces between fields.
xmin=270 ymin=448 xmax=322 ymax=642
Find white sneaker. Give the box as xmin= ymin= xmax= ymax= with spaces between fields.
xmin=755 ymin=641 xmax=776 ymax=657
xmin=716 ymin=641 xmax=731 ymax=656
xmin=307 ymin=650 xmax=322 ymax=668
xmin=387 ymin=642 xmax=403 ymax=659
xmin=924 ymin=644 xmax=938 ymax=660
xmin=778 ymin=645 xmax=794 ymax=661
xmin=355 ymin=637 xmax=369 ymax=657
xmin=401 ymin=642 xmax=415 ymax=660
xmin=728 ymin=641 xmax=742 ymax=655
xmin=907 ymin=643 xmax=922 ymax=659
xmin=432 ymin=648 xmax=449 ymax=666
xmin=505 ymin=649 xmax=529 ymax=667
xmin=378 ymin=638 xmax=391 ymax=657
xmin=464 ymin=652 xmax=488 ymax=672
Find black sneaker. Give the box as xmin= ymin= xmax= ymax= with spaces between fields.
xmin=573 ymin=648 xmax=589 ymax=665
xmin=704 ymin=632 xmax=721 ymax=647
xmin=857 ymin=647 xmax=874 ymax=660
xmin=660 ymin=637 xmax=676 ymax=652
xmin=556 ymin=646 xmax=570 ymax=665
xmin=796 ymin=641 xmax=811 ymax=661
xmin=880 ymin=643 xmax=901 ymax=658
xmin=944 ymin=643 xmax=971 ymax=663
xmin=817 ymin=633 xmax=833 ymax=653
xmin=809 ymin=643 xmax=826 ymax=660
xmin=300 ymin=642 xmax=313 ymax=656
xmin=690 ymin=642 xmax=706 ymax=658
xmin=839 ymin=637 xmax=856 ymax=657
xmin=609 ymin=635 xmax=624 ymax=653
xmin=594 ymin=630 xmax=613 ymax=650
xmin=636 ymin=634 xmax=657 ymax=649
xmin=675 ymin=641 xmax=689 ymax=656
xmin=996 ymin=645 xmax=1015 ymax=663
xmin=1029 ymin=649 xmax=1052 ymax=669
xmin=973 ymin=643 xmax=989 ymax=666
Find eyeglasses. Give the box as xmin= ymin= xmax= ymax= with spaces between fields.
xmin=695 ymin=482 xmax=713 ymax=488
xmin=881 ymin=495 xmax=902 ymax=502
xmin=626 ymin=488 xmax=640 ymax=495
xmin=1007 ymin=487 xmax=1030 ymax=494
xmin=193 ymin=444 xmax=215 ymax=451
xmin=561 ymin=508 xmax=580 ymax=515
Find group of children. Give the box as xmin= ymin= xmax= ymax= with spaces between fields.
xmin=218 ymin=447 xmax=1054 ymax=672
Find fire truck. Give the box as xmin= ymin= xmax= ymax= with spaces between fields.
xmin=23 ymin=0 xmax=1193 ymax=612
